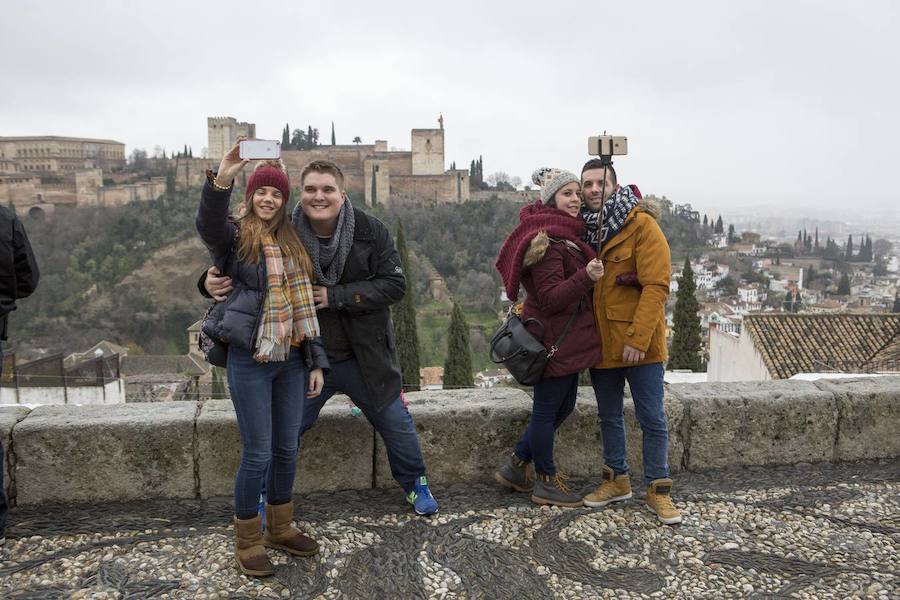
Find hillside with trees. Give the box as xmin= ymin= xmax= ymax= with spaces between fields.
xmin=13 ymin=189 xmax=710 ymax=374
xmin=12 ymin=189 xmax=216 ymax=358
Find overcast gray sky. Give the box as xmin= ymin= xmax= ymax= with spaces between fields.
xmin=2 ymin=0 xmax=898 ymax=220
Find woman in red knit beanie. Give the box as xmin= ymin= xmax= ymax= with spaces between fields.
xmin=494 ymin=167 xmax=604 ymax=507
xmin=196 ymin=138 xmax=328 ymax=576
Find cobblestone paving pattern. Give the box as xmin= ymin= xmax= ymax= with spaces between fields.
xmin=1 ymin=460 xmax=898 ymax=599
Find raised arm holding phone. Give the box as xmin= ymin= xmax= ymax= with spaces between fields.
xmin=196 ymin=138 xmax=328 ymax=576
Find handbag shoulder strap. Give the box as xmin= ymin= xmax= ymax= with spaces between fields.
xmin=548 ymin=296 xmax=584 ymax=358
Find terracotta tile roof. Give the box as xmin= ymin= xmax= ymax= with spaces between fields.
xmin=867 ymin=334 xmax=900 ymax=370
xmin=743 ymin=313 xmax=900 ymax=378
xmin=419 ymin=367 xmax=444 ymax=386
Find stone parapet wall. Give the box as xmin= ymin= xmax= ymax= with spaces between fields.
xmin=2 ymin=377 xmax=898 ymax=506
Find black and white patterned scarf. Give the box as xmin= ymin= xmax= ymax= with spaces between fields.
xmin=580 ymin=185 xmax=639 ymax=250
xmin=293 ymin=198 xmax=356 ymax=286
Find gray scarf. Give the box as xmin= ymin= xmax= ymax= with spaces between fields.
xmin=292 ymin=198 xmax=356 ymax=286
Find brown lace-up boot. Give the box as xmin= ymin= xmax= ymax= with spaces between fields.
xmin=531 ymin=472 xmax=583 ymax=508
xmin=494 ymin=453 xmax=534 ymax=492
xmin=264 ymin=501 xmax=319 ymax=556
xmin=233 ymin=515 xmax=274 ymax=576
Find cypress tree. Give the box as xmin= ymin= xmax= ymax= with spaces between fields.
xmin=443 ymin=302 xmax=473 ymax=388
xmin=281 ymin=124 xmax=290 ymax=149
xmin=837 ymin=272 xmax=851 ymax=295
xmin=331 ymin=121 xmax=336 ymax=145
xmin=393 ymin=221 xmax=419 ymax=392
xmin=165 ymin=168 xmax=176 ymax=200
xmin=715 ymin=215 xmax=724 ymax=234
xmin=391 ymin=221 xmax=421 ymax=391
xmin=893 ymin=292 xmax=900 ymax=313
xmin=669 ymin=256 xmax=702 ymax=371
xmin=727 ymin=224 xmax=736 ymax=244
xmin=703 ymin=214 xmax=708 ymax=228
xmin=846 ymin=235 xmax=854 ymax=261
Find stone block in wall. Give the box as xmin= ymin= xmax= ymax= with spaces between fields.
xmin=1 ymin=405 xmax=31 ymax=502
xmin=669 ymin=380 xmax=837 ymax=470
xmin=813 ymin=376 xmax=900 ymax=461
xmin=555 ymin=386 xmax=686 ymax=485
xmin=13 ymin=403 xmax=196 ymax=505
xmin=197 ymin=397 xmax=374 ymax=498
xmin=374 ymin=388 xmax=532 ymax=488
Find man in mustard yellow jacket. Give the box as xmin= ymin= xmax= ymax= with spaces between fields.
xmin=578 ymin=159 xmax=681 ymax=525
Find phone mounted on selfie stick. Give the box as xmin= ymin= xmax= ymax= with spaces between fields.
xmin=587 ymin=133 xmax=628 ymax=251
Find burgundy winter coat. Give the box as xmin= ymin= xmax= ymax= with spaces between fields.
xmin=520 ymin=232 xmax=602 ymax=378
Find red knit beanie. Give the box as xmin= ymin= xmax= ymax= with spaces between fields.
xmin=245 ymin=166 xmax=291 ymax=204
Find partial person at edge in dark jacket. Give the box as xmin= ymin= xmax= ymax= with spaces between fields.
xmin=494 ymin=167 xmax=603 ymax=509
xmin=196 ymin=138 xmax=327 ymax=578
xmin=0 ymin=204 xmax=39 ymax=548
xmin=200 ymin=158 xmax=439 ymax=519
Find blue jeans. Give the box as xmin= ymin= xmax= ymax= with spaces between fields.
xmin=301 ymin=357 xmax=426 ymax=493
xmin=590 ymin=362 xmax=669 ymax=486
xmin=227 ymin=346 xmax=306 ymax=519
xmin=513 ymin=373 xmax=580 ymax=475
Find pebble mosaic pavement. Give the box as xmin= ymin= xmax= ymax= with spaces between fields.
xmin=1 ymin=459 xmax=897 ymax=599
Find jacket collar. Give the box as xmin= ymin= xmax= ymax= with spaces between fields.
xmin=599 ymin=205 xmax=641 ymax=258
xmin=352 ymin=207 xmax=375 ymax=241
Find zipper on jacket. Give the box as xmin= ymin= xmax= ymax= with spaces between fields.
xmin=249 ymin=261 xmax=267 ymax=348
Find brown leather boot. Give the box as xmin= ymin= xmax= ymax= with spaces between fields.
xmin=233 ymin=515 xmax=274 ymax=577
xmin=264 ymin=501 xmax=319 ymax=556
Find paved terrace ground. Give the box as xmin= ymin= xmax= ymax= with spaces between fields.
xmin=1 ymin=460 xmax=898 ymax=600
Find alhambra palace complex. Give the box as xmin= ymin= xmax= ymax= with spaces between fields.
xmin=207 ymin=116 xmax=470 ymax=205
xmin=0 ymin=116 xmax=473 ymax=217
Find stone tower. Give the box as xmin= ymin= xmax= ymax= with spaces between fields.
xmin=410 ymin=129 xmax=444 ymax=175
xmin=207 ymin=117 xmax=256 ymax=160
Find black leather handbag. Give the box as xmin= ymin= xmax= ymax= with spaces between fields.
xmin=489 ymin=299 xmax=583 ymax=386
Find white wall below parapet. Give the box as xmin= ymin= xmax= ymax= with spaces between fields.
xmin=0 ymin=379 xmax=124 ymax=405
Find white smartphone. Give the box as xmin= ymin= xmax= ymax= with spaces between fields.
xmin=239 ymin=139 xmax=281 ymax=160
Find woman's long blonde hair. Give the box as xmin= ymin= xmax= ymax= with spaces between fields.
xmin=236 ymin=160 xmax=313 ymax=275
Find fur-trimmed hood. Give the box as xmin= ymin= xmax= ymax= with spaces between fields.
xmin=523 ymin=231 xmax=550 ymax=268
xmin=495 ymin=201 xmax=595 ymax=302
xmin=634 ymin=197 xmax=662 ymax=220
xmin=522 ymin=231 xmax=585 ymax=268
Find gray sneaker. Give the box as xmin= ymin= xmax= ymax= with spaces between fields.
xmin=494 ymin=454 xmax=533 ymax=492
xmin=531 ymin=472 xmax=583 ymax=508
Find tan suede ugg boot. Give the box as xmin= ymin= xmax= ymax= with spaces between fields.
xmin=264 ymin=501 xmax=319 ymax=556
xmin=233 ymin=515 xmax=274 ymax=576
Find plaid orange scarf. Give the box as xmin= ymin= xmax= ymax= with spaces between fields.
xmin=254 ymin=235 xmax=320 ymax=362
